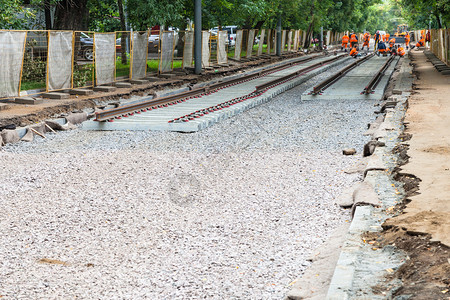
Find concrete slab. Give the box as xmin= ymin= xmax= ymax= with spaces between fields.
xmin=159 ymin=74 xmax=177 ymax=79
xmin=115 ymin=82 xmax=132 ymax=88
xmin=83 ymin=55 xmax=352 ymax=132
xmin=93 ymin=86 xmax=117 ymax=92
xmin=129 ymin=79 xmax=149 ymax=85
xmin=302 ymin=56 xmax=399 ymax=101
xmin=14 ymin=97 xmax=44 ymax=105
xmin=42 ymin=92 xmax=70 ymax=99
xmin=69 ymin=89 xmax=94 ymax=96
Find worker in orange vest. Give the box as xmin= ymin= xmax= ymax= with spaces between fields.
xmin=349 ymin=45 xmax=359 ymax=57
xmin=381 ymin=34 xmax=386 ymax=42
xmin=389 ymin=37 xmax=396 ymax=48
xmin=405 ymin=32 xmax=410 ymax=49
xmin=350 ymin=31 xmax=358 ymax=48
xmin=377 ymin=40 xmax=387 ymax=56
xmin=397 ymin=46 xmax=406 ymax=57
xmin=385 ymin=32 xmax=390 ymax=42
xmin=362 ymin=32 xmax=370 ymax=50
xmin=342 ymin=33 xmax=350 ymax=52
xmin=415 ymin=36 xmax=425 ymax=48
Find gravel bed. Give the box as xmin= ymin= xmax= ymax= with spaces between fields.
xmin=1 ymin=62 xmax=376 ymax=299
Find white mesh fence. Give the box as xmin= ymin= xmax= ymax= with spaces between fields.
xmin=159 ymin=31 xmax=175 ymax=73
xmin=131 ymin=31 xmax=148 ymax=79
xmin=234 ymin=30 xmax=243 ymax=60
xmin=287 ymin=30 xmax=293 ymax=52
xmin=281 ymin=30 xmax=286 ymax=53
xmin=95 ymin=33 xmax=115 ymax=85
xmin=273 ymin=31 xmax=277 ymax=54
xmin=294 ymin=30 xmax=299 ymax=51
xmin=182 ymin=31 xmax=194 ymax=69
xmin=47 ymin=31 xmax=73 ymax=91
xmin=257 ymin=29 xmax=265 ymax=56
xmin=246 ymin=29 xmax=256 ymax=58
xmin=217 ymin=30 xmax=228 ymax=64
xmin=201 ymin=31 xmax=210 ymax=67
xmin=266 ymin=30 xmax=271 ymax=55
xmin=0 ymin=31 xmax=26 ymax=98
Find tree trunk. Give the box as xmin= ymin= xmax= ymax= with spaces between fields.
xmin=54 ymin=0 xmax=88 ymax=30
xmin=44 ymin=0 xmax=52 ymax=30
xmin=117 ymin=0 xmax=128 ymax=65
xmin=254 ymin=21 xmax=265 ymax=30
xmin=304 ymin=15 xmax=314 ymax=49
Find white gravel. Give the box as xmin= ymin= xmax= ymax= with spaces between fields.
xmin=0 ymin=63 xmax=375 ymax=299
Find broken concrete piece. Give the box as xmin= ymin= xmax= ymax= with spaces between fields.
xmin=335 ymin=186 xmax=355 ymax=208
xmin=21 ymin=129 xmax=34 ymax=142
xmin=65 ymin=112 xmax=87 ymax=125
xmin=364 ymin=154 xmax=386 ymax=177
xmin=351 ymin=181 xmax=381 ymax=217
xmin=343 ymin=148 xmax=356 ymax=155
xmin=1 ymin=129 xmax=20 ymax=145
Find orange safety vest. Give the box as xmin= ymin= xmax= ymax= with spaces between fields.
xmin=398 ymin=47 xmax=405 ymax=56
xmin=386 ymin=33 xmax=390 ymax=40
xmin=389 ymin=38 xmax=395 ymax=46
xmin=342 ymin=35 xmax=349 ymax=43
xmin=364 ymin=34 xmax=370 ymax=42
xmin=350 ymin=34 xmax=358 ymax=42
xmin=405 ymin=34 xmax=410 ymax=42
xmin=349 ymin=48 xmax=358 ymax=56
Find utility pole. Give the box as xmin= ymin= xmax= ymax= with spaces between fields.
xmin=276 ymin=14 xmax=282 ymax=56
xmin=319 ymin=26 xmax=323 ymax=50
xmin=194 ymin=0 xmax=202 ymax=74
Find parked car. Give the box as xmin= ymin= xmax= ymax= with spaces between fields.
xmin=211 ymin=26 xmax=238 ymax=46
xmin=79 ymin=32 xmax=93 ymax=61
xmin=24 ymin=31 xmax=94 ymax=61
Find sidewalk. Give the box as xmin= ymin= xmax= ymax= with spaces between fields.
xmin=385 ymin=50 xmax=450 ymax=245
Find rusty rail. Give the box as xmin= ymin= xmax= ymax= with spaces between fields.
xmin=310 ymin=53 xmax=375 ymax=95
xmin=363 ymin=55 xmax=395 ymax=94
xmin=94 ymin=54 xmax=328 ymax=122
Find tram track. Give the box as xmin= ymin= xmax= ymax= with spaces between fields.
xmin=93 ymin=54 xmax=345 ymax=123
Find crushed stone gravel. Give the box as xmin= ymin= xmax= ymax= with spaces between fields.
xmin=1 ymin=63 xmax=377 ymax=299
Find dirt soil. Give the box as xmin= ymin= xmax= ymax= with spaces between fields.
xmin=368 ymin=50 xmax=450 ymax=298
xmin=0 ymin=53 xmax=304 ymax=128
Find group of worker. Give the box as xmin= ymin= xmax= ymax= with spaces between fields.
xmin=341 ymin=30 xmax=408 ymax=58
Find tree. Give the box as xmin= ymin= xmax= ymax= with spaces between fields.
xmin=0 ymin=0 xmax=35 ymax=29
xmin=53 ymin=0 xmax=89 ymax=30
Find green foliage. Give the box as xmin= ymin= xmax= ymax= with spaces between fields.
xmin=397 ymin=0 xmax=449 ymax=29
xmin=88 ymin=0 xmax=121 ymax=31
xmin=73 ymin=63 xmax=94 ymax=87
xmin=21 ymin=53 xmax=47 ymax=91
xmin=0 ymin=0 xmax=35 ymax=29
xmin=126 ymin=0 xmax=184 ymax=30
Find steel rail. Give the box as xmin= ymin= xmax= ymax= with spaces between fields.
xmin=167 ymin=55 xmax=346 ymax=123
xmin=363 ymin=55 xmax=395 ymax=94
xmin=94 ymin=54 xmax=332 ymax=122
xmin=254 ymin=55 xmax=344 ymax=93
xmin=310 ymin=53 xmax=375 ymax=95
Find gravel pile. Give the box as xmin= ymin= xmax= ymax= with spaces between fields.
xmin=1 ymin=63 xmax=376 ymax=299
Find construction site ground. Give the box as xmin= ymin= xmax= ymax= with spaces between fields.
xmin=1 ymin=50 xmax=449 ymax=298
